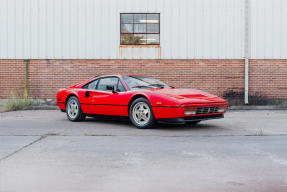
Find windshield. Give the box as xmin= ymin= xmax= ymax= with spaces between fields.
xmin=123 ymin=76 xmax=171 ymax=90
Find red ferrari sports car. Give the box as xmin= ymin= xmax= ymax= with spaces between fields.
xmin=57 ymin=75 xmax=228 ymax=128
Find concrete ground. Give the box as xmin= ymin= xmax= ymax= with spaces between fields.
xmin=0 ymin=110 xmax=287 ymax=192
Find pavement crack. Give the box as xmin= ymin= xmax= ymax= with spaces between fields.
xmin=0 ymin=134 xmax=49 ymax=162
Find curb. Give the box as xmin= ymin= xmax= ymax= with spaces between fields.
xmin=23 ymin=105 xmax=58 ymax=110
xmin=229 ymin=105 xmax=287 ymax=110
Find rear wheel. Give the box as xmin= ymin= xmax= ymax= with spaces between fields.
xmin=66 ymin=96 xmax=86 ymax=121
xmin=129 ymin=98 xmax=155 ymax=129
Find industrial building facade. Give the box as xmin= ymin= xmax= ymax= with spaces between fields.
xmin=0 ymin=0 xmax=286 ymax=105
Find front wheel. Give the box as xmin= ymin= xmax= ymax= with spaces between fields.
xmin=129 ymin=98 xmax=155 ymax=129
xmin=66 ymin=96 xmax=86 ymax=121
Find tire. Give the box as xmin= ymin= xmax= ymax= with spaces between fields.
xmin=187 ymin=120 xmax=201 ymax=125
xmin=129 ymin=98 xmax=155 ymax=129
xmin=66 ymin=96 xmax=86 ymax=121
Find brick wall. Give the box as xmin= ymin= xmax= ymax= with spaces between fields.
xmin=249 ymin=60 xmax=287 ymax=99
xmin=0 ymin=60 xmax=26 ymax=98
xmin=0 ymin=59 xmax=286 ymax=104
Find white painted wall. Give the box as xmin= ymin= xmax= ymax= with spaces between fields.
xmin=0 ymin=0 xmax=286 ymax=59
xmin=250 ymin=0 xmax=287 ymax=59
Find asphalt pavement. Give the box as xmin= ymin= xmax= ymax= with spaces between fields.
xmin=0 ymin=110 xmax=287 ymax=192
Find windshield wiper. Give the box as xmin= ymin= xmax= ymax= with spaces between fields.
xmin=132 ymin=85 xmax=154 ymax=89
xmin=149 ymin=83 xmax=165 ymax=88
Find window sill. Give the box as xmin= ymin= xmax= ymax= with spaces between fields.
xmin=120 ymin=45 xmax=161 ymax=48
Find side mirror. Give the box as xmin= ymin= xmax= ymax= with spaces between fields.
xmin=106 ymin=85 xmax=117 ymax=93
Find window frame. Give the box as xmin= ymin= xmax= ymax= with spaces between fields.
xmin=82 ymin=79 xmax=99 ymax=90
xmin=120 ymin=13 xmax=160 ymax=45
xmin=83 ymin=76 xmax=127 ymax=92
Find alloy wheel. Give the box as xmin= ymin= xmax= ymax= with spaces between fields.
xmin=67 ymin=99 xmax=79 ymax=119
xmin=132 ymin=102 xmax=151 ymax=126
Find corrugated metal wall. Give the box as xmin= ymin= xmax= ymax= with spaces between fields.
xmin=250 ymin=0 xmax=287 ymax=59
xmin=0 ymin=0 xmax=286 ymax=59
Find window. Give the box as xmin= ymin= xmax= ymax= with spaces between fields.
xmin=83 ymin=80 xmax=98 ymax=90
xmin=117 ymin=80 xmax=126 ymax=92
xmin=120 ymin=13 xmax=160 ymax=45
xmin=97 ymin=77 xmax=126 ymax=92
xmin=123 ymin=76 xmax=170 ymax=90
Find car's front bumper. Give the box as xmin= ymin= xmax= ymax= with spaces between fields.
xmin=157 ymin=114 xmax=224 ymax=124
xmin=152 ymin=103 xmax=228 ymax=119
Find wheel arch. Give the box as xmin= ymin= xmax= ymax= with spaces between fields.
xmin=128 ymin=94 xmax=150 ymax=113
xmin=65 ymin=94 xmax=78 ymax=108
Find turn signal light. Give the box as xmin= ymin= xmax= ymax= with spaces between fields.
xmin=184 ymin=108 xmax=197 ymax=115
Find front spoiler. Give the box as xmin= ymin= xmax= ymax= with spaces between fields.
xmin=157 ymin=114 xmax=224 ymax=124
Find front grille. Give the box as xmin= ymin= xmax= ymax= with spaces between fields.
xmin=196 ymin=107 xmax=218 ymax=114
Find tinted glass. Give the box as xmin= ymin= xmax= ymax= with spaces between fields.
xmin=97 ymin=77 xmax=118 ymax=91
xmin=83 ymin=80 xmax=98 ymax=90
xmin=123 ymin=76 xmax=170 ymax=90
xmin=117 ymin=81 xmax=126 ymax=92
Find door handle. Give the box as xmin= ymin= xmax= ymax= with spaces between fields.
xmin=85 ymin=91 xmax=90 ymax=98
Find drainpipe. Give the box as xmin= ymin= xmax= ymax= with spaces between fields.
xmin=24 ymin=59 xmax=30 ymax=99
xmin=244 ymin=58 xmax=249 ymax=104
xmin=244 ymin=0 xmax=250 ymax=104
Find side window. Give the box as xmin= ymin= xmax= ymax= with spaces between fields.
xmin=117 ymin=80 xmax=126 ymax=92
xmin=83 ymin=80 xmax=98 ymax=90
xmin=97 ymin=77 xmax=118 ymax=91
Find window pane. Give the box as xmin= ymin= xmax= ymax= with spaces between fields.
xmin=97 ymin=78 xmax=118 ymax=91
xmin=121 ymin=14 xmax=133 ymax=23
xmin=87 ymin=80 xmax=98 ymax=90
xmin=121 ymin=24 xmax=133 ymax=33
xmin=134 ymin=34 xmax=146 ymax=44
xmin=121 ymin=34 xmax=132 ymax=44
xmin=134 ymin=14 xmax=146 ymax=23
xmin=147 ymin=24 xmax=159 ymax=33
xmin=83 ymin=80 xmax=98 ymax=89
xmin=147 ymin=34 xmax=159 ymax=44
xmin=117 ymin=81 xmax=125 ymax=92
xmin=134 ymin=24 xmax=146 ymax=33
xmin=147 ymin=14 xmax=159 ymax=23
xmin=121 ymin=34 xmax=146 ymax=45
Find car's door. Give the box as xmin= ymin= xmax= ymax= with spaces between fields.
xmin=80 ymin=79 xmax=100 ymax=114
xmin=82 ymin=77 xmax=130 ymax=116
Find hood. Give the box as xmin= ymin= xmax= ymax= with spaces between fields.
xmin=149 ymin=88 xmax=227 ymax=104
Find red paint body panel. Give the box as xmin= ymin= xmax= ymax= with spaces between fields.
xmin=56 ymin=75 xmax=228 ymax=119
